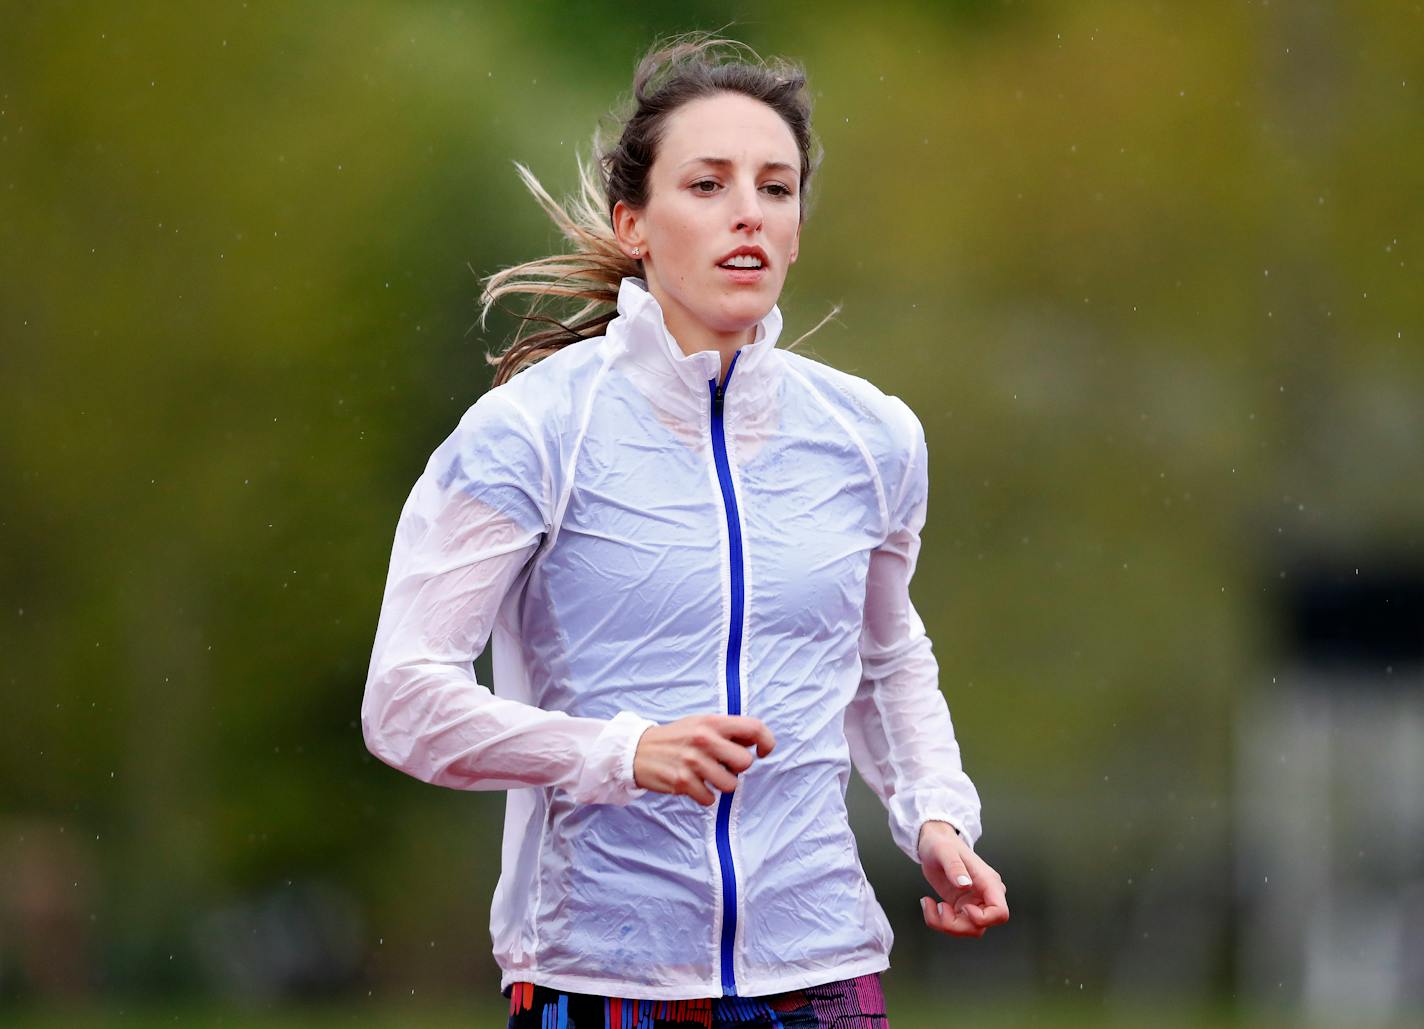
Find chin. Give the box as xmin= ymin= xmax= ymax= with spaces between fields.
xmin=705 ymin=307 xmax=770 ymax=335
xmin=710 ymin=292 xmax=777 ymax=328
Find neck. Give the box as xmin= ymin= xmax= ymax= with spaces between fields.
xmin=648 ymin=283 xmax=757 ymax=382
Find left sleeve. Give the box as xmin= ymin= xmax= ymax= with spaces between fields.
xmin=845 ymin=403 xmax=983 ymax=861
xmin=360 ymin=391 xmax=656 ymax=805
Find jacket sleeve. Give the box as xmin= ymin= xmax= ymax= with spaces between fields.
xmin=360 ymin=390 xmax=657 ymax=805
xmin=845 ymin=404 xmax=983 ymax=860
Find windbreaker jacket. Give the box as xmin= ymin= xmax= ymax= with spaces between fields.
xmin=361 ymin=276 xmax=982 ymax=1000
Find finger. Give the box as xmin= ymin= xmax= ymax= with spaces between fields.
xmin=947 ymin=858 xmax=974 ymax=892
xmin=719 ymin=716 xmax=776 ymax=757
xmin=973 ymin=878 xmax=1011 ymax=926
xmin=674 ymin=768 xmax=716 ymax=807
xmin=755 ymin=721 xmax=776 ymax=757
xmin=701 ymin=732 xmax=756 ymax=776
xmin=957 ymin=900 xmax=991 ymax=927
xmin=920 ymin=896 xmax=983 ymax=938
xmin=925 ymin=854 xmax=974 ymax=899
xmin=959 ymin=897 xmax=1009 ymax=928
xmin=953 ymin=885 xmax=1009 ymax=929
xmin=922 ymin=895 xmax=982 ymax=937
xmin=690 ymin=754 xmax=740 ymax=795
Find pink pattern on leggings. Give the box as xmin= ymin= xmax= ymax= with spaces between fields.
xmin=803 ymin=972 xmax=889 ymax=1027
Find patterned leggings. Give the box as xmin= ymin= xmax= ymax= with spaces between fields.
xmin=505 ymin=971 xmax=889 ymax=1028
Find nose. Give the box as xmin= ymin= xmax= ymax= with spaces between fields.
xmin=732 ymin=180 xmax=764 ymax=234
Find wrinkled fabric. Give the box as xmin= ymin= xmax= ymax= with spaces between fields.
xmin=362 ymin=276 xmax=982 ymax=1000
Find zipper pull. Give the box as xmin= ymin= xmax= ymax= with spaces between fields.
xmin=718 ymin=351 xmax=740 ymax=406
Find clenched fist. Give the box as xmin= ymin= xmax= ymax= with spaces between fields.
xmin=632 ymin=714 xmax=776 ymax=806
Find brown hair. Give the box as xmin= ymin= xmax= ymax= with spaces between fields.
xmin=479 ymin=30 xmax=832 ymax=387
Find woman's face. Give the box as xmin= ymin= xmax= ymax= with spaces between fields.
xmin=614 ymin=91 xmax=802 ymax=348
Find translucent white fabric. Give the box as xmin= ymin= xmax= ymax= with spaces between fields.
xmin=361 ymin=276 xmax=982 ymax=999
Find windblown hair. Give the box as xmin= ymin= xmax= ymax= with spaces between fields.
xmin=479 ymin=30 xmax=832 ymax=387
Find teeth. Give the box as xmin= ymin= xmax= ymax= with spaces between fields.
xmin=721 ymin=254 xmax=763 ymax=268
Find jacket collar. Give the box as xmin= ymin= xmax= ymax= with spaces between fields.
xmin=610 ymin=276 xmax=784 ymax=403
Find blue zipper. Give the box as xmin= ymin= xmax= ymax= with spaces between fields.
xmin=708 ymin=349 xmax=744 ymax=996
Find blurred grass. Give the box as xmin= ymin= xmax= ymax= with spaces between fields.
xmin=4 ymin=996 xmax=1403 ymax=1028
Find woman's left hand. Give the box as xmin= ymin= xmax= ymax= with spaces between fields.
xmin=915 ymin=820 xmax=1010 ymax=937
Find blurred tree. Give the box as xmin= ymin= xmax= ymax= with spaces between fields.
xmin=0 ymin=0 xmax=1419 ymax=1006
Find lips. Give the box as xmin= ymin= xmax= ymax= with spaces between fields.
xmin=716 ymin=245 xmax=769 ymax=269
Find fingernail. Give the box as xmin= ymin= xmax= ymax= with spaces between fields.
xmin=956 ymin=874 xmax=973 ymax=887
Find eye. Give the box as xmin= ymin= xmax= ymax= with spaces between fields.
xmin=691 ymin=179 xmax=721 ymax=194
xmin=763 ymin=183 xmax=794 ymax=198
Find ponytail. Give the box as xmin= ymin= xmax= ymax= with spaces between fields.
xmin=479 ymin=142 xmax=637 ymax=387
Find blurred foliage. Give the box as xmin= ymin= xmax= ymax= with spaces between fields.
xmin=1 ymin=0 xmax=1420 ymax=1012
xmin=0 ymin=994 xmax=1342 ymax=1029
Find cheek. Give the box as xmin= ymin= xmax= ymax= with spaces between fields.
xmin=772 ymin=226 xmax=799 ymax=271
xmin=661 ymin=214 xmax=714 ymax=283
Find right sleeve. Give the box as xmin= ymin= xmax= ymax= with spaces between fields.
xmin=360 ymin=390 xmax=657 ymax=805
xmin=845 ymin=403 xmax=983 ymax=859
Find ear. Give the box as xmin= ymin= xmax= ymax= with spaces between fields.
xmin=612 ymin=199 xmax=645 ymax=259
xmin=789 ymin=221 xmax=801 ymax=265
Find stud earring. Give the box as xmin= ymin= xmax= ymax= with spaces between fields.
xmin=631 ymin=247 xmax=640 ymax=258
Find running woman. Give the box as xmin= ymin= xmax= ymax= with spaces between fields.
xmin=362 ymin=31 xmax=1009 ymax=1029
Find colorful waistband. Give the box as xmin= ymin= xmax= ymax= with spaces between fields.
xmin=506 ymin=971 xmax=888 ymax=1028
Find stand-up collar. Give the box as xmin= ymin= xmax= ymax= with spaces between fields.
xmin=610 ymin=277 xmax=784 ymax=404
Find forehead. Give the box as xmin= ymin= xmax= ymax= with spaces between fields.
xmin=656 ymin=92 xmax=799 ymax=167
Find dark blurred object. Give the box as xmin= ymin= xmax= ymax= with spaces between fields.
xmin=1278 ymin=555 xmax=1424 ymax=673
xmin=0 ymin=818 xmax=94 ymax=999
xmin=191 ymin=880 xmax=363 ymax=1003
xmin=1237 ymin=553 xmax=1424 ymax=1022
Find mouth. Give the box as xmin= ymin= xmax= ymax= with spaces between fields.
xmin=716 ymin=246 xmax=769 ymax=283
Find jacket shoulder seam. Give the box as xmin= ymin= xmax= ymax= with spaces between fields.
xmin=487 ymin=390 xmax=557 ymax=524
xmin=546 ymin=344 xmax=617 ymax=549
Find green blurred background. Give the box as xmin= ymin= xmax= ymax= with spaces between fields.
xmin=3 ymin=1 xmax=1422 ymax=1025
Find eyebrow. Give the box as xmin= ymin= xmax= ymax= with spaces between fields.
xmin=680 ymin=156 xmax=798 ymax=174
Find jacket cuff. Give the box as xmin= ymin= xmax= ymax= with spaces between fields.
xmin=890 ymin=792 xmax=982 ymax=861
xmin=570 ymin=710 xmax=658 ymax=805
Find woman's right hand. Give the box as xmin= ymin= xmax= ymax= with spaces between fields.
xmin=632 ymin=714 xmax=776 ymax=806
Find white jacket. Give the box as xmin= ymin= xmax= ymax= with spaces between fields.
xmin=361 ymin=275 xmax=982 ymax=1000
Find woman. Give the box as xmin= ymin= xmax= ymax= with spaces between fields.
xmin=361 ymin=32 xmax=1008 ymax=1028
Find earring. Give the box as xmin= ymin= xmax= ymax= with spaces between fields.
xmin=631 ymin=247 xmax=640 ymax=258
